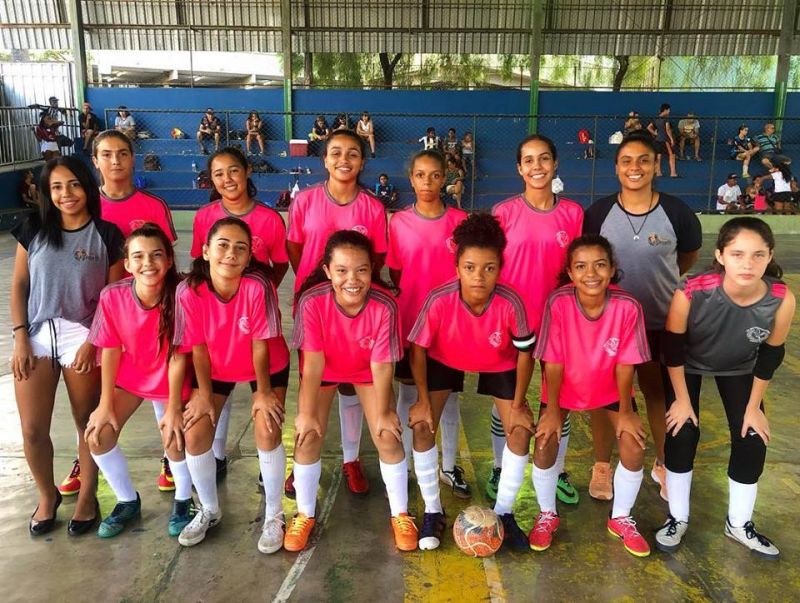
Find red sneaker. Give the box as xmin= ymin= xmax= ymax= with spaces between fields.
xmin=284 ymin=470 xmax=296 ymax=500
xmin=58 ymin=459 xmax=81 ymax=496
xmin=158 ymin=456 xmax=175 ymax=492
xmin=608 ymin=515 xmax=651 ymax=557
xmin=528 ymin=511 xmax=560 ymax=551
xmin=342 ymin=459 xmax=369 ymax=496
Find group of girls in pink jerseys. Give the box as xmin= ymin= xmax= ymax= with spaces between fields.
xmin=11 ymin=126 xmax=794 ymax=560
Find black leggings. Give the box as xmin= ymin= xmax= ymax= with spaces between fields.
xmin=664 ymin=372 xmax=766 ymax=484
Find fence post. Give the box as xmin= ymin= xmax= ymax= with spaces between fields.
xmin=590 ymin=115 xmax=598 ymax=203
xmin=470 ymin=114 xmax=477 ymax=210
xmin=706 ymin=117 xmax=719 ymax=213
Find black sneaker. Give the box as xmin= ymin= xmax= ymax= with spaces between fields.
xmin=216 ymin=457 xmax=227 ymax=482
xmin=439 ymin=466 xmax=472 ymax=499
xmin=418 ymin=511 xmax=447 ymax=551
xmin=498 ymin=512 xmax=529 ymax=552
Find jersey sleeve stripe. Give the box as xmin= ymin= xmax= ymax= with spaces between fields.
xmin=291 ymin=283 xmax=330 ymax=349
xmin=495 ymin=284 xmax=531 ymax=337
xmin=138 ymin=190 xmax=178 ymax=240
xmin=407 ymin=280 xmax=460 ymax=342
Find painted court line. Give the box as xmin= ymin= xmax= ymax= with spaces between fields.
xmin=272 ymin=461 xmax=343 ymax=603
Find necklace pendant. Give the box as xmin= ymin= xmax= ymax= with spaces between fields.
xmin=633 ymin=234 xmax=640 ymax=241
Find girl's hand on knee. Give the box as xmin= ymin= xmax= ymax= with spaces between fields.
xmin=408 ymin=400 xmax=434 ymax=434
xmin=508 ymin=403 xmax=535 ymax=438
xmin=616 ymin=410 xmax=647 ymax=449
xmin=159 ymin=405 xmax=185 ymax=451
xmin=533 ymin=407 xmax=560 ymax=449
xmin=665 ymin=397 xmax=698 ymax=436
xmin=85 ymin=405 xmax=119 ymax=448
xmin=183 ymin=390 xmax=216 ymax=430
xmin=376 ymin=410 xmax=403 ymax=443
xmin=295 ymin=413 xmax=323 ymax=448
xmin=251 ymin=390 xmax=285 ymax=434
xmin=741 ymin=407 xmax=770 ymax=445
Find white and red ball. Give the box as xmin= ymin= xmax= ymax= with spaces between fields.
xmin=452 ymin=506 xmax=504 ymax=557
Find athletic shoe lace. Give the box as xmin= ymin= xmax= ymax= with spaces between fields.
xmin=393 ymin=515 xmax=416 ymax=536
xmin=287 ymin=515 xmax=312 ymax=537
xmin=450 ymin=465 xmax=466 ymax=485
xmin=743 ymin=521 xmax=772 ymax=547
xmin=534 ymin=511 xmax=559 ymax=533
xmin=613 ymin=516 xmax=642 ymax=537
xmin=67 ymin=459 xmax=80 ymax=479
xmin=663 ymin=516 xmax=679 ymax=536
xmin=162 ymin=457 xmax=173 ymax=478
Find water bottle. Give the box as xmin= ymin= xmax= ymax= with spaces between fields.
xmin=192 ymin=178 xmax=197 ymax=190
xmin=191 ymin=161 xmax=197 ymax=172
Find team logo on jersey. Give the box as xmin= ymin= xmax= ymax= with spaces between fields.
xmin=128 ymin=219 xmax=146 ymax=232
xmin=647 ymin=233 xmax=672 ymax=246
xmin=359 ymin=336 xmax=376 ymax=350
xmin=555 ymin=231 xmax=569 ymax=248
xmin=251 ymin=235 xmax=265 ymax=256
xmin=489 ymin=331 xmax=503 ymax=348
xmin=73 ymin=248 xmax=100 ymax=262
xmin=351 ymin=225 xmax=368 ymax=236
xmin=238 ymin=316 xmax=251 ymax=335
xmin=602 ymin=337 xmax=620 ymax=357
xmin=445 ymin=236 xmax=457 ymax=254
xmin=745 ymin=327 xmax=770 ymax=343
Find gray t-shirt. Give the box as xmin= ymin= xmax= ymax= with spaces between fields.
xmin=12 ymin=217 xmax=124 ymax=335
xmin=680 ymin=273 xmax=785 ymax=376
xmin=584 ymin=193 xmax=702 ymax=330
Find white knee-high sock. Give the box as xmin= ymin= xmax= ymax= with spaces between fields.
xmin=666 ymin=469 xmax=692 ymax=522
xmin=532 ymin=462 xmax=559 ymax=514
xmin=493 ymin=445 xmax=527 ymax=516
xmin=167 ymin=456 xmax=193 ymax=501
xmin=490 ymin=405 xmax=506 ymax=469
xmin=611 ymin=462 xmax=643 ymax=518
xmin=396 ymin=383 xmax=416 ymax=461
xmin=92 ymin=445 xmax=137 ymax=502
xmin=294 ymin=460 xmax=322 ymax=517
xmin=554 ymin=415 xmax=571 ymax=475
xmin=728 ymin=478 xmax=758 ymax=527
xmin=380 ymin=458 xmax=409 ymax=516
xmin=338 ymin=393 xmax=363 ymax=463
xmin=413 ymin=445 xmax=443 ymax=514
xmin=258 ymin=445 xmax=286 ymax=516
xmin=212 ymin=395 xmax=233 ymax=461
xmin=439 ymin=393 xmax=460 ymax=472
xmin=185 ymin=449 xmax=219 ymax=513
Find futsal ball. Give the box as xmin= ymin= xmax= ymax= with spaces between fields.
xmin=171 ymin=127 xmax=185 ymax=139
xmin=452 ymin=506 xmax=504 ymax=557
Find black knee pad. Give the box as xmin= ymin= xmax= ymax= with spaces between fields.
xmin=728 ymin=429 xmax=767 ymax=484
xmin=664 ymin=422 xmax=700 ymax=473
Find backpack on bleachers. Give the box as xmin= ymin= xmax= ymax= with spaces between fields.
xmin=144 ymin=153 xmax=161 ymax=171
xmin=197 ymin=170 xmax=211 ymax=189
xmin=250 ymin=157 xmax=276 ymax=173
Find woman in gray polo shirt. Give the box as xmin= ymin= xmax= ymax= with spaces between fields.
xmin=10 ymin=156 xmax=124 ymax=536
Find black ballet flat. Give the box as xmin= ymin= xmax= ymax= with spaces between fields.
xmin=67 ymin=498 xmax=100 ymax=537
xmin=29 ymin=489 xmax=63 ymax=536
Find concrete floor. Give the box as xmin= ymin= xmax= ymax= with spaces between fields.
xmin=0 ymin=220 xmax=799 ymax=602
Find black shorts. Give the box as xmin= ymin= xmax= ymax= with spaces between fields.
xmin=645 ymin=329 xmax=662 ymax=363
xmin=654 ymin=140 xmax=672 ymax=155
xmin=426 ymin=356 xmax=516 ymax=400
xmin=394 ymin=349 xmax=465 ymax=393
xmin=540 ymin=398 xmax=639 ymax=413
xmin=191 ymin=363 xmax=290 ymax=397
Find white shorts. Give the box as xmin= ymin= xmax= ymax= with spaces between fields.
xmin=40 ymin=140 xmax=58 ymax=153
xmin=29 ymin=318 xmax=94 ymax=368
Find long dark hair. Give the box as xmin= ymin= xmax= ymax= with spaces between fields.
xmin=185 ymin=216 xmax=272 ymax=291
xmin=38 ymin=156 xmax=101 ymax=249
xmin=207 ymin=147 xmax=258 ymax=202
xmin=408 ymin=149 xmax=446 ymax=175
xmin=295 ymin=230 xmax=397 ymax=305
xmin=712 ymin=217 xmax=783 ymax=279
xmin=772 ymin=160 xmax=792 ymax=183
xmin=516 ymin=134 xmax=558 ymax=164
xmin=452 ymin=212 xmax=507 ymax=267
xmin=126 ymin=223 xmax=182 ymax=356
xmin=557 ymin=233 xmax=623 ymax=287
xmin=615 ymin=132 xmax=658 ymax=162
xmin=323 ymin=129 xmax=366 ymax=160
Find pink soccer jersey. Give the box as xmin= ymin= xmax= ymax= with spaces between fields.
xmin=287 ymin=184 xmax=388 ymax=292
xmin=101 ymin=189 xmax=177 ymax=240
xmin=409 ymin=280 xmax=533 ymax=373
xmin=88 ymin=278 xmax=190 ymax=401
xmin=492 ymin=195 xmax=583 ymax=333
xmin=292 ymin=283 xmax=402 ymax=383
xmin=386 ymin=205 xmax=467 ymax=340
xmin=534 ymin=285 xmax=650 ymax=410
xmin=191 ymin=201 xmax=289 ymax=266
xmin=173 ymin=274 xmax=288 ymax=382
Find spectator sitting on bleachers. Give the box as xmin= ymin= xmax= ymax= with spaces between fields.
xmin=331 ymin=113 xmax=350 ymax=131
xmin=197 ymin=107 xmax=222 ymax=155
xmin=768 ymin=161 xmax=795 ymax=214
xmin=623 ymin=111 xmax=643 ymax=136
xmin=356 ymin=111 xmax=376 ymax=158
xmin=245 ymin=111 xmax=265 ymax=155
xmin=677 ymin=112 xmax=701 ymax=161
xmin=729 ymin=125 xmax=759 ymax=178
xmin=443 ymin=155 xmax=465 ymax=209
xmin=34 ymin=116 xmax=60 ymax=160
xmin=19 ymin=169 xmax=39 ymax=208
xmin=35 ymin=96 xmax=65 ymax=129
xmin=461 ymin=130 xmax=475 ymax=172
xmin=755 ymin=122 xmax=791 ymax=169
xmin=419 ymin=127 xmax=441 ymax=151
xmin=114 ymin=106 xmax=136 ymax=140
xmin=443 ymin=128 xmax=461 ymax=157
xmin=717 ymin=173 xmax=742 ymax=213
xmin=309 ymin=115 xmax=330 ymax=156
xmin=80 ymin=102 xmax=100 ymax=155
xmin=374 ymin=173 xmax=398 ymax=210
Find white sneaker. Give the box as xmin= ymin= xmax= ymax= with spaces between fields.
xmin=724 ymin=517 xmax=779 ymax=559
xmin=258 ymin=511 xmax=285 ymax=554
xmin=178 ymin=506 xmax=222 ymax=547
xmin=655 ymin=515 xmax=689 ymax=552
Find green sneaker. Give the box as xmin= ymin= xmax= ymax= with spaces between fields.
xmin=97 ymin=494 xmax=141 ymax=538
xmin=168 ymin=498 xmax=197 ymax=537
xmin=556 ymin=472 xmax=579 ymax=505
xmin=486 ymin=467 xmax=502 ymax=501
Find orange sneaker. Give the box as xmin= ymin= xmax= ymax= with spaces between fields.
xmin=158 ymin=456 xmax=175 ymax=492
xmin=284 ymin=514 xmax=316 ymax=552
xmin=589 ymin=461 xmax=612 ymax=501
xmin=58 ymin=459 xmax=81 ymax=496
xmin=391 ymin=513 xmax=418 ymax=552
xmin=651 ymin=460 xmax=668 ymax=502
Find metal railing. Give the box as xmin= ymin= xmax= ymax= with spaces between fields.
xmin=0 ymin=106 xmax=81 ymax=169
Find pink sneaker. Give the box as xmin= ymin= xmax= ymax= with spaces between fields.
xmin=528 ymin=511 xmax=560 ymax=551
xmin=608 ymin=515 xmax=651 ymax=557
